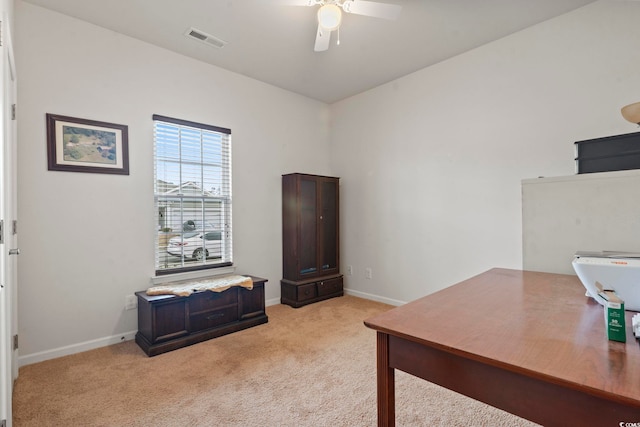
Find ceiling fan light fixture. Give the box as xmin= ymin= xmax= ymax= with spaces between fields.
xmin=621 ymin=102 xmax=640 ymax=125
xmin=318 ymin=4 xmax=342 ymax=31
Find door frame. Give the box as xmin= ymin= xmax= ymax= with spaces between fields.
xmin=1 ymin=6 xmax=18 ymax=426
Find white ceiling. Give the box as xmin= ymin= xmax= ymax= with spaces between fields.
xmin=22 ymin=0 xmax=598 ymax=103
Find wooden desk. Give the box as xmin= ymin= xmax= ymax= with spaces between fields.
xmin=364 ymin=269 xmax=640 ymax=426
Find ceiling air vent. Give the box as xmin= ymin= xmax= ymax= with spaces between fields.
xmin=185 ymin=27 xmax=227 ymax=49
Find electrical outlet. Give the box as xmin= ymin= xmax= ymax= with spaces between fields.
xmin=365 ymin=268 xmax=373 ymax=279
xmin=347 ymin=265 xmax=353 ymax=276
xmin=125 ymin=295 xmax=137 ymax=310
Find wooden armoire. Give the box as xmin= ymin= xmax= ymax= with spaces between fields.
xmin=281 ymin=173 xmax=343 ymax=308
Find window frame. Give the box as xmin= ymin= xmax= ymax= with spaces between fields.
xmin=153 ymin=114 xmax=233 ymax=276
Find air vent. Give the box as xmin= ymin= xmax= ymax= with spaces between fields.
xmin=185 ymin=27 xmax=227 ymax=49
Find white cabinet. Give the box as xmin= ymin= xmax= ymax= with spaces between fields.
xmin=522 ymin=170 xmax=640 ymax=274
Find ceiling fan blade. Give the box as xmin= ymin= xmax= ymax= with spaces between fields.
xmin=276 ymin=0 xmax=318 ymax=6
xmin=342 ymin=0 xmax=401 ymax=20
xmin=314 ymin=24 xmax=331 ymax=52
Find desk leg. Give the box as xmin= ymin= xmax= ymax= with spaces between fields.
xmin=376 ymin=331 xmax=395 ymax=427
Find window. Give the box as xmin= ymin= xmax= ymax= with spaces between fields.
xmin=153 ymin=114 xmax=232 ymax=274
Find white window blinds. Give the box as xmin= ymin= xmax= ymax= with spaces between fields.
xmin=153 ymin=114 xmax=232 ymax=274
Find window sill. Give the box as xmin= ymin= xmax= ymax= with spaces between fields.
xmin=150 ymin=265 xmax=236 ymax=285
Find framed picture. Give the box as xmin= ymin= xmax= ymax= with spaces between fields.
xmin=46 ymin=113 xmax=129 ymax=175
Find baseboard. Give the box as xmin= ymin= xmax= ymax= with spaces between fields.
xmin=344 ymin=288 xmax=406 ymax=306
xmin=18 ymin=291 xmax=399 ymax=367
xmin=18 ymin=330 xmax=138 ymax=367
xmin=265 ymin=297 xmax=280 ymax=307
xmin=267 ymin=290 xmax=404 ymax=307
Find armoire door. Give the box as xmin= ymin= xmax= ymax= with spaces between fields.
xmin=298 ymin=176 xmax=318 ymax=277
xmin=319 ymin=177 xmax=339 ymax=275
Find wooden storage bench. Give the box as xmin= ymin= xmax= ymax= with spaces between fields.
xmin=135 ymin=276 xmax=268 ymax=356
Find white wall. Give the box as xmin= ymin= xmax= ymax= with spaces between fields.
xmin=331 ymin=1 xmax=640 ymax=304
xmin=15 ymin=1 xmax=331 ymax=363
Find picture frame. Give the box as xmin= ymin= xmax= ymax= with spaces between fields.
xmin=46 ymin=113 xmax=129 ymax=175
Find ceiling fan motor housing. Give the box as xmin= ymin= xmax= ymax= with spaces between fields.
xmin=317 ymin=4 xmax=342 ymax=30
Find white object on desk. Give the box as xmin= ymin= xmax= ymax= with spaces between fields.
xmin=572 ymin=252 xmax=640 ymax=311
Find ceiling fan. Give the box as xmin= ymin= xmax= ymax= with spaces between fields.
xmin=282 ymin=0 xmax=402 ymax=52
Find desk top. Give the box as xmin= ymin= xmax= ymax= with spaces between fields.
xmin=364 ymin=268 xmax=640 ymax=406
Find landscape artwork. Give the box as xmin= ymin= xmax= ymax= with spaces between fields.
xmin=63 ymin=125 xmax=117 ymax=165
xmin=46 ymin=113 xmax=129 ymax=175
